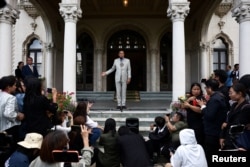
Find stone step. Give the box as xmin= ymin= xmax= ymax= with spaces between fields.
xmin=89 ymin=110 xmax=171 ymax=137
xmin=76 ymin=91 xmax=173 ymax=101
xmin=89 ymin=110 xmax=170 ymax=118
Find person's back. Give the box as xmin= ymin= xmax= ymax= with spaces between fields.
xmin=117 ymin=126 xmax=151 ymax=167
xmin=97 ymin=131 xmax=120 ymax=167
xmin=169 ymin=129 xmax=207 ymax=167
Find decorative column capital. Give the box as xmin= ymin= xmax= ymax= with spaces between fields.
xmin=150 ymin=48 xmax=159 ymax=55
xmin=44 ymin=42 xmax=54 ymax=51
xmin=167 ymin=1 xmax=190 ymax=22
xmin=200 ymin=42 xmax=210 ymax=52
xmin=232 ymin=1 xmax=250 ymax=23
xmin=59 ymin=3 xmax=82 ymax=23
xmin=95 ymin=48 xmax=104 ymax=55
xmin=0 ymin=6 xmax=19 ymax=24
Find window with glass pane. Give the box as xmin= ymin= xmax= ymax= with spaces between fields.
xmin=213 ymin=38 xmax=228 ymax=70
xmin=28 ymin=39 xmax=43 ymax=77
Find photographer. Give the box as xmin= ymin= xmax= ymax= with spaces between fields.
xmin=146 ymin=116 xmax=171 ymax=163
xmin=165 ymin=129 xmax=207 ymax=167
xmin=30 ymin=125 xmax=93 ymax=167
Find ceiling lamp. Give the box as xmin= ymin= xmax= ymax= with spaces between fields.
xmin=123 ymin=0 xmax=128 ymax=7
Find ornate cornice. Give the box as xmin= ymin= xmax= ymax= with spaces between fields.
xmin=59 ymin=4 xmax=82 ymax=23
xmin=167 ymin=2 xmax=190 ymax=22
xmin=0 ymin=5 xmax=19 ymax=24
xmin=232 ymin=2 xmax=250 ymax=23
xmin=215 ymin=0 xmax=233 ymax=18
xmin=19 ymin=0 xmax=40 ymax=20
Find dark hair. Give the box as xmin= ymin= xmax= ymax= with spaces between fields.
xmin=17 ymin=61 xmax=24 ymax=68
xmin=239 ymin=74 xmax=250 ymax=96
xmin=40 ymin=130 xmax=69 ymax=163
xmin=103 ymin=118 xmax=116 ymax=137
xmin=73 ymin=102 xmax=87 ymax=124
xmin=175 ymin=112 xmax=184 ymax=122
xmin=189 ymin=82 xmax=203 ymax=97
xmin=214 ymin=69 xmax=228 ymax=83
xmin=15 ymin=79 xmax=25 ymax=94
xmin=73 ymin=115 xmax=86 ymax=125
xmin=23 ymin=77 xmax=42 ymax=105
xmin=231 ymin=83 xmax=247 ymax=98
xmin=0 ymin=75 xmax=16 ymax=90
xmin=234 ymin=64 xmax=239 ymax=68
xmin=118 ymin=126 xmax=130 ymax=136
xmin=54 ymin=112 xmax=65 ymax=125
xmin=205 ymin=79 xmax=219 ymax=91
xmin=154 ymin=116 xmax=165 ymax=128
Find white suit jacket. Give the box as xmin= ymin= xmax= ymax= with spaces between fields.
xmin=0 ymin=91 xmax=20 ymax=131
xmin=105 ymin=58 xmax=131 ymax=82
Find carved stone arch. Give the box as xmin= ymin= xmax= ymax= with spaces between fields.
xmin=211 ymin=32 xmax=234 ymax=65
xmin=22 ymin=33 xmax=43 ymax=58
xmin=77 ymin=24 xmax=96 ymax=48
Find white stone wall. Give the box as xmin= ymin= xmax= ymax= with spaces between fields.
xmin=13 ymin=8 xmax=46 ymax=77
xmin=206 ymin=10 xmax=239 ymax=74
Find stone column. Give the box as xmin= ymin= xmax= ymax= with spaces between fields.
xmin=59 ymin=0 xmax=82 ymax=100
xmin=94 ymin=48 xmax=104 ymax=92
xmin=44 ymin=42 xmax=54 ymax=88
xmin=0 ymin=2 xmax=19 ymax=77
xmin=167 ymin=0 xmax=190 ymax=101
xmin=199 ymin=42 xmax=210 ymax=79
xmin=232 ymin=1 xmax=250 ymax=76
xmin=150 ymin=48 xmax=158 ymax=92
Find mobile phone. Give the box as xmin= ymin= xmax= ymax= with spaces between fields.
xmin=168 ymin=147 xmax=175 ymax=154
xmin=201 ymin=78 xmax=207 ymax=83
xmin=229 ymin=124 xmax=245 ymax=135
xmin=52 ymin=150 xmax=80 ymax=162
xmin=47 ymin=88 xmax=52 ymax=93
xmin=71 ymin=125 xmax=81 ymax=133
xmin=166 ymin=113 xmax=171 ymax=117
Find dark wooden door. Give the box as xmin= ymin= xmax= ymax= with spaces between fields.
xmin=106 ymin=50 xmax=146 ymax=91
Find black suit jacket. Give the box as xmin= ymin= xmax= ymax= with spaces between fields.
xmin=117 ymin=133 xmax=151 ymax=167
xmin=22 ymin=65 xmax=39 ymax=78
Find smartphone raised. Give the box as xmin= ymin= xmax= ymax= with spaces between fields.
xmin=47 ymin=88 xmax=52 ymax=93
xmin=52 ymin=150 xmax=80 ymax=162
xmin=70 ymin=125 xmax=81 ymax=134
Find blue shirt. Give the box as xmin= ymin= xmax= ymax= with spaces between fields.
xmin=5 ymin=151 xmax=30 ymax=167
xmin=225 ymin=70 xmax=233 ymax=87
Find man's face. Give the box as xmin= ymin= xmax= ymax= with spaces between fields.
xmin=27 ymin=58 xmax=33 ymax=65
xmin=118 ymin=51 xmax=125 ymax=58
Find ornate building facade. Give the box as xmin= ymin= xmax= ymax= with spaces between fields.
xmin=1 ymin=0 xmax=250 ymax=101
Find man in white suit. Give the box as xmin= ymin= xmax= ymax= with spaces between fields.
xmin=102 ymin=50 xmax=131 ymax=110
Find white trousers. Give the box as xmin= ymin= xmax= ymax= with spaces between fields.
xmin=116 ymin=81 xmax=127 ymax=106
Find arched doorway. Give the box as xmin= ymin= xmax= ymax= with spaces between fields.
xmin=160 ymin=32 xmax=172 ymax=91
xmin=76 ymin=33 xmax=94 ymax=91
xmin=107 ymin=30 xmax=146 ymax=91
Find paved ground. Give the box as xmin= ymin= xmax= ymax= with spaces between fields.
xmin=91 ymin=99 xmax=172 ymax=111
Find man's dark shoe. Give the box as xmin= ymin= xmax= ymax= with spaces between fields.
xmin=116 ymin=106 xmax=121 ymax=110
xmin=122 ymin=106 xmax=127 ymax=109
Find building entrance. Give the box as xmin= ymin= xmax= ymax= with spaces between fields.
xmin=106 ymin=50 xmax=146 ymax=91
xmin=106 ymin=30 xmax=147 ymax=91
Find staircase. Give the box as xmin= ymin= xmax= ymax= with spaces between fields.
xmin=114 ymin=90 xmax=140 ymax=101
xmin=76 ymin=91 xmax=172 ymax=101
xmin=76 ymin=91 xmax=172 ymax=136
xmin=89 ymin=110 xmax=171 ymax=138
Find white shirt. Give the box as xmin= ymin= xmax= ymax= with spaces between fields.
xmin=0 ymin=91 xmax=20 ymax=131
xmin=86 ymin=115 xmax=98 ymax=128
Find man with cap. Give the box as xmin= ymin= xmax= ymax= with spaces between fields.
xmin=5 ymin=133 xmax=43 ymax=167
